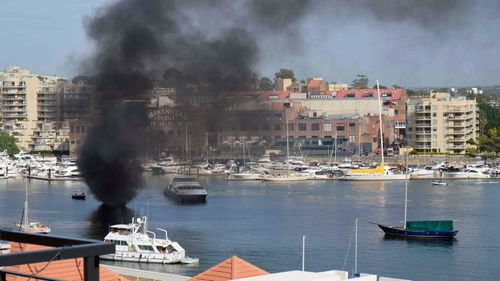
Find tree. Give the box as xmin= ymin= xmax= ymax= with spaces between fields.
xmin=0 ymin=132 xmax=20 ymax=155
xmin=274 ymin=69 xmax=295 ymax=82
xmin=351 ymin=74 xmax=368 ymax=89
xmin=488 ymin=128 xmax=498 ymax=137
xmin=373 ymin=84 xmax=388 ymax=89
xmin=259 ymin=77 xmax=273 ymax=90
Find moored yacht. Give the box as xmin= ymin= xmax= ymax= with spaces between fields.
xmin=165 ymin=174 xmax=207 ymax=203
xmin=102 ymin=216 xmax=198 ymax=264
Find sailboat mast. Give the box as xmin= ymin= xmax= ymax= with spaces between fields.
xmin=24 ymin=178 xmax=28 ymax=226
xmin=404 ymin=101 xmax=409 ymax=229
xmin=286 ymin=108 xmax=289 ymax=165
xmin=354 ymin=217 xmax=358 ymax=276
xmin=376 ymin=81 xmax=384 ymax=164
xmin=334 ymin=134 xmax=337 ymax=163
xmin=302 ymin=235 xmax=305 ymax=271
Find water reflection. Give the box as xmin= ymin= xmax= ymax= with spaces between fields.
xmin=382 ymin=236 xmax=456 ymax=248
xmin=86 ymin=204 xmax=133 ymax=239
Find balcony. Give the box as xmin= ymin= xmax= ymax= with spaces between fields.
xmin=450 ymin=145 xmax=466 ymax=150
xmin=415 ymin=145 xmax=432 ymax=149
xmin=416 ymin=130 xmax=431 ymax=135
xmin=415 ymin=138 xmax=432 ymax=142
xmin=449 ymin=108 xmax=465 ymax=113
xmin=450 ymin=130 xmax=466 ymax=135
xmin=448 ymin=123 xmax=466 ymax=128
xmin=448 ymin=115 xmax=465 ymax=120
xmin=415 ymin=125 xmax=431 ymax=129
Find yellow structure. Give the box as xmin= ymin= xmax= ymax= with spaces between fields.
xmin=408 ymin=92 xmax=479 ymax=154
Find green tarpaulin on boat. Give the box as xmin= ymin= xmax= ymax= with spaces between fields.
xmin=406 ymin=220 xmax=454 ymax=232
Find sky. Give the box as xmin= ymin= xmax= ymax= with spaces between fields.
xmin=1 ymin=0 xmax=500 ymax=88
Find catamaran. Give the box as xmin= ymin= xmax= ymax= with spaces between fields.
xmin=102 ymin=216 xmax=198 ymax=264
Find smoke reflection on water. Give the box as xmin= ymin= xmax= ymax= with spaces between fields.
xmin=86 ymin=204 xmax=133 ymax=240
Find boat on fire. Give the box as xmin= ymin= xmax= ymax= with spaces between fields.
xmin=102 ymin=216 xmax=198 ymax=264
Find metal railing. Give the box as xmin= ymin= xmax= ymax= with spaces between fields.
xmin=0 ymin=229 xmax=115 ymax=281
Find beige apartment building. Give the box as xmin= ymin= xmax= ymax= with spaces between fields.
xmin=0 ymin=66 xmax=69 ymax=151
xmin=407 ymin=92 xmax=479 ymax=154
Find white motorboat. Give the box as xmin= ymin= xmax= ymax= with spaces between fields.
xmin=102 ymin=216 xmax=198 ymax=264
xmin=442 ymin=168 xmax=492 ymax=179
xmin=432 ymin=181 xmax=448 ymax=186
xmin=409 ymin=166 xmax=436 ymax=179
xmin=16 ymin=178 xmax=51 ymax=234
xmin=261 ymin=172 xmax=310 ymax=181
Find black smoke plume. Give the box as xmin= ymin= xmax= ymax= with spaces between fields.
xmin=78 ymin=0 xmax=265 ymax=206
xmin=78 ymin=0 xmax=473 ymax=206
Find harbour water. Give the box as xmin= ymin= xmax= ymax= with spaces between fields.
xmin=0 ymin=175 xmax=499 ymax=280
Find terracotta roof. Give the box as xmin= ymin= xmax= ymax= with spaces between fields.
xmin=5 ymin=242 xmax=127 ymax=281
xmin=307 ymin=79 xmax=322 ymax=88
xmin=331 ymin=88 xmax=405 ymax=100
xmin=189 ymin=256 xmax=268 ymax=281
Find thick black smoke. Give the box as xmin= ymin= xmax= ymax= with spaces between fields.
xmin=78 ymin=0 xmax=471 ymax=206
xmin=78 ymin=0 xmax=264 ymax=206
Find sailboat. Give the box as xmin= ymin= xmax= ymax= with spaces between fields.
xmin=16 ymin=178 xmax=51 ymax=234
xmin=262 ymin=104 xmax=309 ymax=182
xmin=371 ymin=121 xmax=458 ymax=239
xmin=340 ymin=81 xmax=405 ymax=181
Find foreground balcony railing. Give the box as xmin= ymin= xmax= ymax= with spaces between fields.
xmin=0 ymin=229 xmax=115 ymax=281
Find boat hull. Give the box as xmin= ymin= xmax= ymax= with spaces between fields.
xmin=164 ymin=189 xmax=207 ymax=203
xmin=340 ymin=174 xmax=406 ymax=181
xmin=375 ymin=223 xmax=458 ymax=239
xmin=101 ymin=252 xmax=184 ymax=264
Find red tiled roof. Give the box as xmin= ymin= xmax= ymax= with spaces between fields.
xmin=331 ymin=88 xmax=405 ymax=100
xmin=189 ymin=256 xmax=268 ymax=281
xmin=307 ymin=79 xmax=322 ymax=88
xmin=5 ymin=243 xmax=127 ymax=281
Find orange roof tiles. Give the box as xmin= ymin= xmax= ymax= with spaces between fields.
xmin=5 ymin=243 xmax=127 ymax=281
xmin=189 ymin=256 xmax=268 ymax=281
xmin=333 ymin=88 xmax=405 ymax=100
xmin=307 ymin=79 xmax=322 ymax=89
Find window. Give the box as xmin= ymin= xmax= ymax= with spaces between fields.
xmin=363 ymin=93 xmax=373 ymax=98
xmin=395 ymin=109 xmax=399 ymax=115
xmin=76 ymin=126 xmax=80 ymax=133
xmin=432 ymin=113 xmax=437 ymax=117
xmin=287 ymin=123 xmax=294 ymax=131
xmin=299 ymin=123 xmax=306 ymax=131
xmin=349 ymin=135 xmax=356 ymax=143
xmin=443 ymin=112 xmax=449 ymax=117
xmin=70 ymin=125 xmax=74 ymax=133
xmin=311 ymin=123 xmax=320 ymax=131
xmin=345 ymin=93 xmax=356 ymax=98
xmin=324 ymin=123 xmax=332 ymax=131
xmin=274 ymin=124 xmax=281 ymax=131
xmin=349 ymin=122 xmax=356 ymax=128
xmin=336 ymin=126 xmax=345 ymax=131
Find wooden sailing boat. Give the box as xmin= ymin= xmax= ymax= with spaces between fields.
xmin=16 ymin=178 xmax=51 ymax=234
xmin=372 ymin=107 xmax=458 ymax=239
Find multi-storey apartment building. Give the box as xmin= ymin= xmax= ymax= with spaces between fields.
xmin=61 ymin=78 xmax=95 ymax=155
xmin=0 ymin=66 xmax=68 ymax=152
xmin=407 ymin=92 xmax=479 ymax=154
